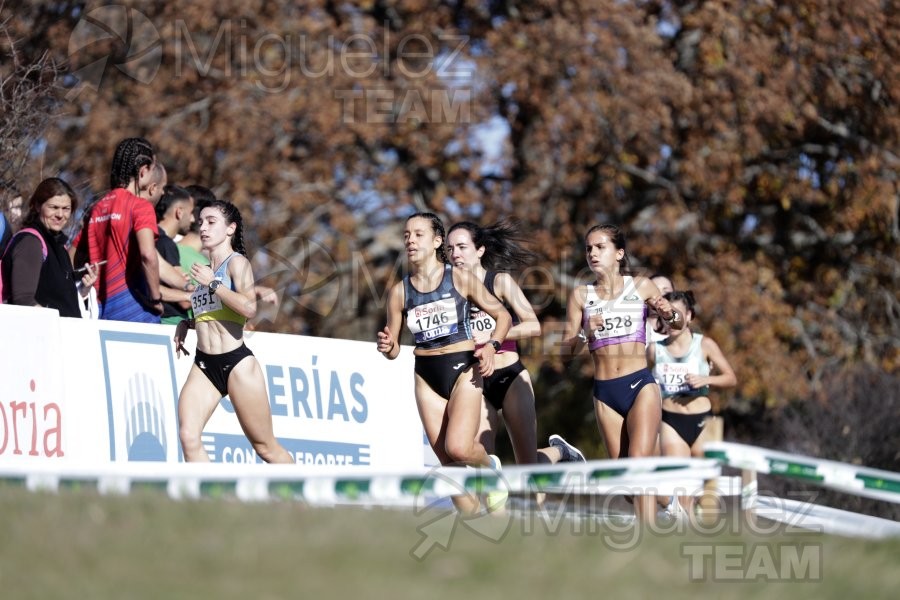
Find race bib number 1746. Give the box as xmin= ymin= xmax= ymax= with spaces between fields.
xmin=407 ymin=298 xmax=460 ymax=344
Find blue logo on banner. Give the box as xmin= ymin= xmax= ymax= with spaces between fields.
xmin=124 ymin=372 xmax=168 ymax=461
xmin=100 ymin=330 xmax=181 ymax=462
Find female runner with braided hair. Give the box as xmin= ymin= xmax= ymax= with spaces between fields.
xmin=647 ymin=290 xmax=736 ymax=459
xmin=173 ymin=200 xmax=293 ymax=463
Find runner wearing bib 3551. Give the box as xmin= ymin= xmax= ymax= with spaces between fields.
xmin=173 ymin=200 xmax=293 ymax=465
xmin=647 ymin=289 xmax=736 ymax=518
xmin=647 ymin=290 xmax=736 ymax=455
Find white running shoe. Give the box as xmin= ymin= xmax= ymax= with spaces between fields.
xmin=661 ymin=495 xmax=690 ymax=525
xmin=485 ymin=454 xmax=507 ymax=512
xmin=548 ymin=434 xmax=586 ymax=462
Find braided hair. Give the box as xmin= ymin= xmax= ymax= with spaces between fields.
xmin=207 ymin=199 xmax=246 ymax=255
xmin=110 ymin=137 xmax=155 ymax=190
xmin=448 ymin=219 xmax=536 ymax=271
xmin=585 ymin=223 xmax=631 ymax=275
xmin=406 ymin=211 xmax=448 ymax=264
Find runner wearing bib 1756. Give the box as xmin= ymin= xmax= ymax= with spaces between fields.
xmin=647 ymin=290 xmax=736 ymax=519
xmin=647 ymin=290 xmax=736 ymax=457
xmin=173 ymin=200 xmax=293 ymax=464
xmin=560 ymin=224 xmax=684 ymax=523
xmin=377 ymin=212 xmax=512 ymax=471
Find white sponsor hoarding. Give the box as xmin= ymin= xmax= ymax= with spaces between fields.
xmin=1 ymin=306 xmax=423 ymax=471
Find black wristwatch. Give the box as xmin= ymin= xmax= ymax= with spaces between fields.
xmin=209 ymin=279 xmax=221 ymax=295
xmin=488 ymin=340 xmax=502 ymax=352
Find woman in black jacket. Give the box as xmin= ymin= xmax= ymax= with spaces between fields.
xmin=1 ymin=178 xmax=98 ymax=317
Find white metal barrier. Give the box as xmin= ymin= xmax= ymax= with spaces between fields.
xmin=0 ymin=456 xmax=723 ymax=504
xmin=704 ymin=441 xmax=900 ymax=504
xmin=703 ymin=441 xmax=900 ymax=538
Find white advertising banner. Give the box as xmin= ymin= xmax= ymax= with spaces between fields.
xmin=0 ymin=306 xmax=66 ymax=462
xmin=1 ymin=306 xmax=424 ymax=471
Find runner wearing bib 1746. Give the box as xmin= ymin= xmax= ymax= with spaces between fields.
xmin=377 ymin=212 xmax=511 ymax=473
xmin=561 ymin=224 xmax=684 ymax=524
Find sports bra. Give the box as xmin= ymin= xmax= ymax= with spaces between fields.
xmin=192 ymin=253 xmax=247 ymax=325
xmin=403 ymin=264 xmax=471 ymax=350
xmin=652 ymin=333 xmax=710 ymax=398
xmin=581 ymin=276 xmax=647 ymax=351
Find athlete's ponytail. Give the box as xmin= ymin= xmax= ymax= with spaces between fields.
xmin=450 ymin=219 xmax=535 ymax=271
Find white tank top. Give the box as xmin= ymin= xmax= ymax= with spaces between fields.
xmin=652 ymin=333 xmax=710 ymax=398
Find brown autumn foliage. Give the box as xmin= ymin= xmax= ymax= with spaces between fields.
xmin=2 ymin=1 xmax=898 ymax=470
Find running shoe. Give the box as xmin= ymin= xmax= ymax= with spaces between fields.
xmin=485 ymin=454 xmax=508 ymax=512
xmin=660 ymin=495 xmax=690 ymax=526
xmin=548 ymin=434 xmax=586 ymax=462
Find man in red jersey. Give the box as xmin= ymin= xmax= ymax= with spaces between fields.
xmin=73 ymin=137 xmax=163 ymax=322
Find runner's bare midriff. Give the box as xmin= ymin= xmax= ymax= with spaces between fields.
xmin=196 ymin=319 xmax=245 ymax=355
xmin=591 ymin=341 xmax=647 ymax=380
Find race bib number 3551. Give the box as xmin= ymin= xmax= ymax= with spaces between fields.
xmin=191 ymin=285 xmax=223 ymax=317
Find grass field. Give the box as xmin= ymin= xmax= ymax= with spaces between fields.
xmin=1 ymin=487 xmax=898 ymax=599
